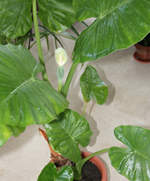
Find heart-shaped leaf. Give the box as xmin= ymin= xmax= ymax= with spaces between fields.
xmin=44 ymin=109 xmax=93 ymax=163
xmin=38 ymin=162 xmax=74 ymax=181
xmin=0 ymin=44 xmax=68 ymax=126
xmin=80 ymin=65 xmax=108 ymax=104
xmin=0 ymin=0 xmax=33 ymax=39
xmin=109 ymin=126 xmax=150 ymax=181
xmin=73 ymin=0 xmax=150 ymax=63
xmin=0 ymin=125 xmax=25 ymax=147
xmin=37 ymin=0 xmax=76 ymax=33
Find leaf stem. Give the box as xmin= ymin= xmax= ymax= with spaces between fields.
xmin=81 ymin=21 xmax=89 ymax=28
xmin=38 ymin=25 xmax=65 ymax=48
xmin=55 ymin=37 xmax=58 ymax=49
xmin=81 ymin=148 xmax=110 ymax=163
xmin=0 ymin=35 xmax=4 ymax=45
xmin=6 ymin=38 xmax=12 ymax=44
xmin=71 ymin=26 xmax=80 ymax=37
xmin=32 ymin=0 xmax=49 ymax=82
xmin=82 ymin=103 xmax=87 ymax=116
xmin=58 ymin=79 xmax=63 ymax=92
xmin=61 ymin=62 xmax=78 ymax=98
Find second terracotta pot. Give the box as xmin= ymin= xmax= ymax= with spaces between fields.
xmin=134 ymin=44 xmax=150 ymax=63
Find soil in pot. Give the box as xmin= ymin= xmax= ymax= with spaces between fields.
xmin=73 ymin=160 xmax=102 ymax=181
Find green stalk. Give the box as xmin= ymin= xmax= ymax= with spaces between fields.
xmin=0 ymin=35 xmax=4 ymax=45
xmin=61 ymin=62 xmax=78 ymax=98
xmin=6 ymin=38 xmax=12 ymax=44
xmin=80 ymin=148 xmax=109 ymax=164
xmin=58 ymin=79 xmax=63 ymax=92
xmin=82 ymin=103 xmax=88 ymax=116
xmin=74 ymin=148 xmax=109 ymax=180
xmin=81 ymin=21 xmax=89 ymax=28
xmin=55 ymin=37 xmax=58 ymax=49
xmin=32 ymin=0 xmax=49 ymax=82
xmin=71 ymin=25 xmax=80 ymax=37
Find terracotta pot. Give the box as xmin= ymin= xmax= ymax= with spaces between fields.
xmin=39 ymin=129 xmax=107 ymax=180
xmin=50 ymin=151 xmax=107 ymax=180
xmin=81 ymin=151 xmax=107 ymax=181
xmin=134 ymin=44 xmax=150 ymax=63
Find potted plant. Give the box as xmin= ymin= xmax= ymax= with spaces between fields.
xmin=134 ymin=33 xmax=150 ymax=63
xmin=0 ymin=0 xmax=150 ymax=181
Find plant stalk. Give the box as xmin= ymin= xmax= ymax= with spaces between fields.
xmin=58 ymin=79 xmax=63 ymax=92
xmin=81 ymin=21 xmax=89 ymax=28
xmin=71 ymin=26 xmax=80 ymax=37
xmin=55 ymin=37 xmax=58 ymax=49
xmin=32 ymin=0 xmax=49 ymax=82
xmin=61 ymin=62 xmax=78 ymax=98
xmin=81 ymin=148 xmax=110 ymax=163
xmin=82 ymin=103 xmax=87 ymax=116
xmin=0 ymin=35 xmax=4 ymax=45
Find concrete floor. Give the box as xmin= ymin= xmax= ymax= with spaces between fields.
xmin=0 ymin=20 xmax=150 ymax=181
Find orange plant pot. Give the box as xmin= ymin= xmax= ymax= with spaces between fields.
xmin=81 ymin=151 xmax=107 ymax=181
xmin=39 ymin=129 xmax=107 ymax=180
xmin=50 ymin=151 xmax=107 ymax=181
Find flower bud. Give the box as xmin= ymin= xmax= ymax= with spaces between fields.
xmin=55 ymin=48 xmax=67 ymax=66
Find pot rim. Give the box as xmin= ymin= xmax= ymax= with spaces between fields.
xmin=135 ymin=43 xmax=150 ymax=50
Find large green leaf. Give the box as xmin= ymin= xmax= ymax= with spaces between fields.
xmin=0 ymin=44 xmax=68 ymax=126
xmin=0 ymin=0 xmax=33 ymax=39
xmin=80 ymin=65 xmax=108 ymax=104
xmin=0 ymin=125 xmax=25 ymax=147
xmin=73 ymin=0 xmax=150 ymax=63
xmin=44 ymin=109 xmax=93 ymax=163
xmin=37 ymin=0 xmax=76 ymax=33
xmin=109 ymin=126 xmax=150 ymax=181
xmin=38 ymin=162 xmax=74 ymax=181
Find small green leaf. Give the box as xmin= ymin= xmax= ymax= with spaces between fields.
xmin=37 ymin=0 xmax=76 ymax=33
xmin=0 ymin=125 xmax=25 ymax=147
xmin=0 ymin=44 xmax=68 ymax=126
xmin=0 ymin=0 xmax=33 ymax=39
xmin=44 ymin=109 xmax=93 ymax=163
xmin=80 ymin=65 xmax=108 ymax=104
xmin=109 ymin=126 xmax=150 ymax=181
xmin=73 ymin=0 xmax=150 ymax=63
xmin=38 ymin=162 xmax=74 ymax=181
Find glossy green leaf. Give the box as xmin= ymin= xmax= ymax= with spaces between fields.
xmin=73 ymin=0 xmax=150 ymax=63
xmin=0 ymin=44 xmax=68 ymax=126
xmin=0 ymin=0 xmax=33 ymax=39
xmin=45 ymin=109 xmax=93 ymax=163
xmin=38 ymin=162 xmax=74 ymax=181
xmin=109 ymin=126 xmax=150 ymax=181
xmin=0 ymin=125 xmax=25 ymax=147
xmin=37 ymin=0 xmax=76 ymax=33
xmin=80 ymin=65 xmax=108 ymax=104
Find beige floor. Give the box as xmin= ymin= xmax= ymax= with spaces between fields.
xmin=0 ymin=20 xmax=150 ymax=181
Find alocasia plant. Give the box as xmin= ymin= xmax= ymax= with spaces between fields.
xmin=0 ymin=0 xmax=150 ymax=180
